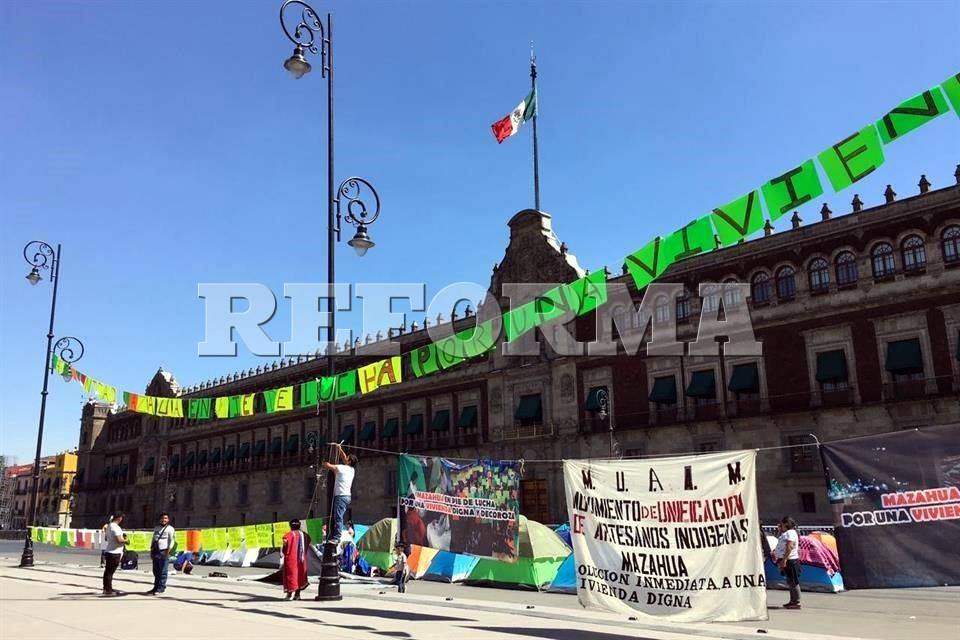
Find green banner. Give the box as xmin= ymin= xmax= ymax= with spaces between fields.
xmin=188 ymin=398 xmax=212 ymax=420
xmin=305 ymin=518 xmax=324 ymax=542
xmin=299 ymin=380 xmax=318 ymax=407
xmin=817 ymin=124 xmax=885 ymax=192
xmin=263 ymin=386 xmax=293 ymax=413
xmin=761 ymin=160 xmax=824 ymax=221
xmin=711 ymin=190 xmax=766 ymax=247
xmin=876 ymin=88 xmax=950 ymax=144
xmin=942 ymin=72 xmax=960 ymax=117
xmin=624 ymin=236 xmax=671 ymax=290
xmin=410 ymin=342 xmax=440 ymax=378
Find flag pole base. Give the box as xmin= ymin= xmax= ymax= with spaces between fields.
xmin=314 ymin=540 xmax=342 ymax=601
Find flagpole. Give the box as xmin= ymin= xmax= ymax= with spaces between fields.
xmin=530 ymin=47 xmax=540 ymax=211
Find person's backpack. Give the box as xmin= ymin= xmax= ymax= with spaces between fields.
xmin=121 ymin=550 xmax=138 ymax=570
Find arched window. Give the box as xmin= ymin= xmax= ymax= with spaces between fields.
xmin=836 ymin=251 xmax=858 ymax=286
xmin=675 ymin=293 xmax=691 ymax=322
xmin=776 ymin=266 xmax=796 ymax=301
xmin=701 ymin=284 xmax=721 ymax=314
xmin=871 ymin=242 xmax=896 ymax=279
xmin=901 ymin=235 xmax=926 ymax=272
xmin=722 ymin=278 xmax=744 ymax=309
xmin=941 ymin=226 xmax=959 ymax=265
xmin=750 ymin=272 xmax=772 ymax=304
xmin=654 ymin=296 xmax=670 ymax=324
xmin=808 ymin=258 xmax=830 ymax=293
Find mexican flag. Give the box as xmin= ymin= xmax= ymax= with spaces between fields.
xmin=491 ymin=88 xmax=537 ymax=143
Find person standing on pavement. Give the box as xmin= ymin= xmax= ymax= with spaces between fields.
xmin=148 ymin=512 xmax=175 ymax=595
xmin=322 ymin=444 xmax=357 ymax=546
xmin=100 ymin=514 xmax=113 ymax=567
xmin=392 ymin=542 xmax=409 ymax=593
xmin=102 ymin=512 xmax=128 ymax=596
xmin=280 ymin=519 xmax=312 ymax=600
xmin=772 ymin=516 xmax=802 ymax=609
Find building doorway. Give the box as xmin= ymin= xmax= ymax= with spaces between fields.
xmin=520 ymin=479 xmax=550 ymax=524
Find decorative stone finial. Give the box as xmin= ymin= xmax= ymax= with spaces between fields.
xmin=820 ymin=203 xmax=832 ymax=221
xmin=411 ymin=320 xmax=419 ymax=331
xmin=851 ymin=194 xmax=863 ymax=212
xmin=560 ymin=242 xmax=568 ymax=255
xmin=884 ymin=185 xmax=896 ymax=203
xmin=918 ymin=174 xmax=931 ymax=194
xmin=763 ymin=220 xmax=774 ymax=237
xmin=791 ymin=211 xmax=802 ymax=230
xmin=954 ymin=164 xmax=960 ymax=185
xmin=465 ymin=304 xmax=474 ymax=317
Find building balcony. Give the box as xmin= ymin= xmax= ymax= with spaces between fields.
xmin=819 ymin=388 xmax=855 ymax=408
xmin=498 ymin=423 xmax=556 ymax=441
xmin=883 ymin=380 xmax=928 ymax=401
xmin=730 ymin=396 xmax=765 ymax=417
xmin=691 ymin=401 xmax=722 ymax=421
xmin=652 ymin=405 xmax=681 ymax=426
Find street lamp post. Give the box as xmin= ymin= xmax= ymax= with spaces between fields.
xmin=279 ymin=0 xmax=383 ymax=602
xmin=596 ymin=388 xmax=619 ymax=459
xmin=20 ymin=241 xmax=85 ymax=567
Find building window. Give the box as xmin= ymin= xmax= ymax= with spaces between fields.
xmin=750 ymin=272 xmax=772 ymax=304
xmin=808 ymin=258 xmax=830 ymax=293
xmin=885 ymin=338 xmax=924 ymax=383
xmin=654 ymin=296 xmax=670 ymax=324
xmin=722 ymin=278 xmax=744 ymax=309
xmin=871 ymin=242 xmax=896 ymax=279
xmin=269 ymin=479 xmax=282 ymax=503
xmin=520 ymin=479 xmax=549 ymax=524
xmin=815 ymin=350 xmax=850 ymax=393
xmin=209 ymin=484 xmax=220 ymax=507
xmin=835 ymin=251 xmax=858 ymax=286
xmin=901 ymin=235 xmax=926 ymax=272
xmin=776 ymin=266 xmax=796 ymax=301
xmin=184 ymin=487 xmax=193 ymax=509
xmin=788 ymin=436 xmax=815 ymax=472
xmin=701 ymin=284 xmax=721 ymax=314
xmin=943 ymin=225 xmax=960 ymax=264
xmin=675 ymin=294 xmax=691 ymax=322
xmin=799 ymin=492 xmax=817 ymax=513
xmin=515 ymin=394 xmax=543 ymax=426
xmin=648 ymin=376 xmax=677 ymax=405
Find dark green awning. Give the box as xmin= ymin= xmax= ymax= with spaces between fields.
xmin=382 ymin=417 xmax=399 ymax=437
xmin=885 ymin=339 xmax=923 ymax=374
xmin=238 ymin=442 xmax=251 ymax=459
xmin=815 ymin=350 xmax=848 ymax=383
xmin=253 ymin=440 xmax=266 ymax=457
xmin=224 ymin=445 xmax=236 ymax=462
xmin=169 ymin=454 xmax=180 ymax=470
xmin=685 ymin=370 xmax=716 ymax=399
xmin=210 ymin=448 xmax=221 ymax=463
xmin=340 ymin=425 xmax=355 ymax=443
xmin=143 ymin=457 xmax=155 ymax=474
xmin=197 ymin=450 xmax=208 ymax=466
xmin=360 ymin=422 xmax=377 ymax=442
xmin=728 ymin=363 xmax=759 ymax=393
xmin=457 ymin=405 xmax=478 ymax=429
xmin=270 ymin=437 xmax=282 ymax=454
xmin=286 ymin=434 xmax=300 ymax=453
xmin=405 ymin=414 xmax=424 ymax=435
xmin=515 ymin=395 xmax=543 ymax=421
xmin=431 ymin=409 xmax=451 ymax=432
xmin=649 ymin=376 xmax=677 ymax=404
xmin=184 ymin=451 xmax=196 ymax=467
xmin=585 ymin=387 xmax=607 ymax=411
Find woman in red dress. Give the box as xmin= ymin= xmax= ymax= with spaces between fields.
xmin=281 ymin=519 xmax=311 ymax=600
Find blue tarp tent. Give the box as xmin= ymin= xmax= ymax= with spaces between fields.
xmin=352 ymin=523 xmax=369 ymax=543
xmin=546 ymin=553 xmax=576 ymax=593
xmin=764 ymin=558 xmax=844 ymax=593
xmin=553 ymin=524 xmax=572 ymax=548
xmin=422 ymin=550 xmax=480 ymax=583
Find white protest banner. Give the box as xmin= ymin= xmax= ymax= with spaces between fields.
xmin=563 ymin=450 xmax=767 ymax=622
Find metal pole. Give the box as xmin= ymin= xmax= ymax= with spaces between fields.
xmin=530 ymin=54 xmax=540 ymax=211
xmin=20 ymin=244 xmax=61 ymax=567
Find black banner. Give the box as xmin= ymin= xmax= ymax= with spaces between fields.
xmin=821 ymin=424 xmax=960 ymax=588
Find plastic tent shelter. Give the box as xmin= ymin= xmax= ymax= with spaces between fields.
xmin=421 ymin=550 xmax=481 ymax=583
xmin=357 ymin=517 xmax=398 ymax=572
xmin=464 ymin=516 xmax=571 ymax=590
xmin=546 ymin=553 xmax=576 ymax=593
xmin=764 ymin=534 xmax=844 ymax=593
xmin=257 ymin=543 xmax=326 ymax=583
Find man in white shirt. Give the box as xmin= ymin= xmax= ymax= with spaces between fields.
xmin=323 ymin=444 xmax=357 ymax=545
xmin=772 ymin=516 xmax=802 ymax=609
xmin=102 ymin=512 xmax=128 ymax=596
xmin=148 ymin=512 xmax=175 ymax=595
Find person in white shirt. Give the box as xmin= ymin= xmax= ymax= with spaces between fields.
xmin=392 ymin=543 xmax=409 ymax=593
xmin=323 ymin=444 xmax=357 ymax=545
xmin=102 ymin=513 xmax=128 ymax=596
xmin=771 ymin=516 xmax=802 ymax=609
xmin=148 ymin=512 xmax=175 ymax=595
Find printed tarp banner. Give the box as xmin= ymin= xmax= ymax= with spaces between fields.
xmin=563 ymin=451 xmax=766 ymax=622
xmin=398 ymin=455 xmax=521 ymax=561
xmin=821 ymin=424 xmax=960 ymax=589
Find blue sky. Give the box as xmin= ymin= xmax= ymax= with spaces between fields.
xmin=1 ymin=1 xmax=958 ymax=462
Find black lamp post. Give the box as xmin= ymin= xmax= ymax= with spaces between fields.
xmin=20 ymin=240 xmax=85 ymax=567
xmin=279 ymin=0 xmax=383 ymax=601
xmin=595 ymin=388 xmax=619 ymax=459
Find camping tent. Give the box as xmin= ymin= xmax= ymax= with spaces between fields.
xmin=256 ymin=543 xmax=326 ymax=582
xmin=406 ymin=544 xmax=440 ymax=579
xmin=546 ymin=553 xmax=576 ymax=593
xmin=357 ymin=517 xmax=398 ymax=571
xmin=464 ymin=516 xmax=571 ymax=590
xmin=765 ymin=534 xmax=844 ymax=593
xmin=421 ymin=550 xmax=480 ymax=583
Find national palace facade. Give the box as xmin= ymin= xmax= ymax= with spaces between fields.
xmin=73 ymin=170 xmax=960 ymax=530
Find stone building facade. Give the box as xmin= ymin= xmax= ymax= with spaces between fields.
xmin=8 ymin=454 xmax=76 ymax=529
xmin=73 ymin=174 xmax=960 ymax=530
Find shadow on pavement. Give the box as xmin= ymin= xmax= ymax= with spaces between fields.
xmin=466 ymin=628 xmax=655 ymax=640
xmin=318 ymin=607 xmax=475 ymax=623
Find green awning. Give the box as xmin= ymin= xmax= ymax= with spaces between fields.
xmin=585 ymin=387 xmax=607 ymax=411
xmin=253 ymin=440 xmax=266 ymax=457
xmin=224 ymin=445 xmax=236 ymax=462
xmin=457 ymin=405 xmax=478 ymax=429
xmin=286 ymin=434 xmax=300 ymax=453
xmin=649 ymin=376 xmax=677 ymax=404
xmin=815 ymin=350 xmax=848 ymax=383
xmin=382 ymin=417 xmax=399 ymax=437
xmin=728 ymin=363 xmax=759 ymax=393
xmin=238 ymin=442 xmax=251 ymax=459
xmin=340 ymin=425 xmax=355 ymax=443
xmin=431 ymin=409 xmax=451 ymax=432
xmin=270 ymin=437 xmax=282 ymax=454
xmin=685 ymin=370 xmax=716 ymax=399
xmin=885 ymin=339 xmax=923 ymax=374
xmin=143 ymin=457 xmax=155 ymax=474
xmin=360 ymin=422 xmax=377 ymax=442
xmin=514 ymin=395 xmax=543 ymax=421
xmin=405 ymin=414 xmax=424 ymax=435
xmin=169 ymin=455 xmax=180 ymax=470
xmin=184 ymin=451 xmax=196 ymax=467
xmin=210 ymin=448 xmax=222 ymax=463
xmin=197 ymin=450 xmax=208 ymax=466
